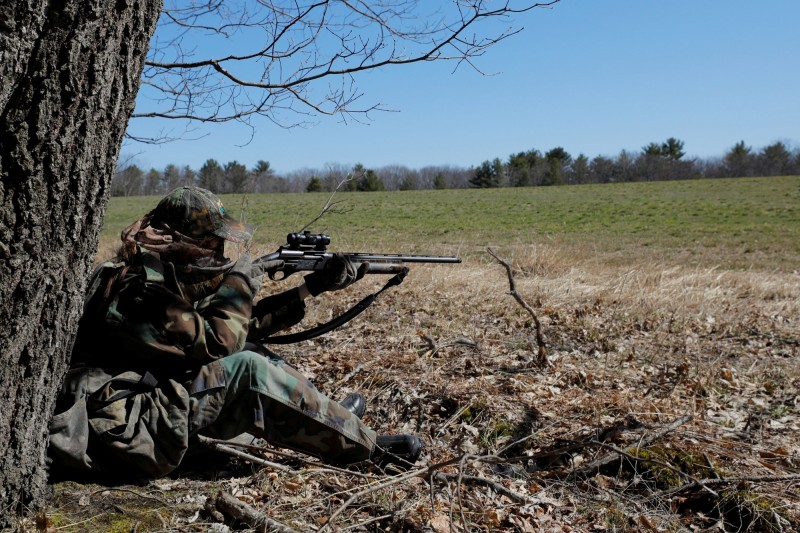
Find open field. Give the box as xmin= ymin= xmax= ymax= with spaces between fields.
xmin=47 ymin=177 xmax=800 ymax=531
xmin=100 ymin=175 xmax=800 ymax=272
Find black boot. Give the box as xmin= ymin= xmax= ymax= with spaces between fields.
xmin=372 ymin=434 xmax=424 ymax=471
xmin=339 ymin=392 xmax=367 ymax=419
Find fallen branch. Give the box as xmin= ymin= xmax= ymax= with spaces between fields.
xmin=335 ymin=363 xmax=364 ymax=386
xmin=341 ymin=513 xmax=394 ymax=531
xmin=210 ymin=490 xmax=299 ymax=533
xmin=438 ymin=337 xmax=478 ymax=354
xmin=318 ymin=466 xmax=431 ymax=532
xmin=566 ymin=415 xmax=693 ymax=480
xmin=663 ymin=473 xmax=800 ymax=496
xmin=486 ymin=247 xmax=547 ymax=367
xmin=432 ymin=472 xmax=528 ymax=503
xmin=197 ymin=435 xmax=294 ymax=473
xmin=318 ymin=452 xmax=552 ymax=532
xmin=419 ymin=334 xmax=478 ymax=357
xmin=89 ymin=487 xmax=171 ymax=506
xmin=197 ymin=435 xmax=375 ymax=479
xmin=435 ymin=402 xmax=474 ymax=436
xmin=589 ymin=440 xmax=719 ymax=498
xmin=318 ymin=455 xmax=475 ymax=532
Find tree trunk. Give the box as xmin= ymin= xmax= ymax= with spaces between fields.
xmin=0 ymin=0 xmax=161 ymax=525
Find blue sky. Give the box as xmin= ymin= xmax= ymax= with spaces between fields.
xmin=123 ymin=1 xmax=800 ymax=174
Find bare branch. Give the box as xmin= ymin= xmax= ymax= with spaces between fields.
xmin=301 ymin=175 xmax=355 ymax=230
xmin=486 ymin=246 xmax=548 ymax=367
xmin=128 ymin=1 xmax=561 ymax=133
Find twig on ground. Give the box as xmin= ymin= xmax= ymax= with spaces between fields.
xmin=89 ymin=487 xmax=171 ymax=506
xmin=431 ymin=472 xmax=528 ymax=503
xmin=486 ymin=247 xmax=548 ymax=367
xmin=567 ymin=415 xmax=693 ymax=479
xmin=335 ymin=363 xmax=364 ymax=387
xmin=197 ymin=435 xmax=294 ymax=472
xmin=703 ymin=452 xmax=721 ymax=479
xmin=342 ymin=513 xmax=394 ymax=530
xmin=662 ymin=473 xmax=800 ymax=496
xmin=453 ymin=456 xmax=469 ymax=531
xmin=211 ymin=490 xmax=300 ymax=533
xmin=588 ymin=440 xmax=720 ymax=498
xmin=318 ymin=452 xmax=552 ymax=532
xmin=435 ymin=402 xmax=474 ymax=436
xmin=419 ymin=334 xmax=476 ymax=357
xmin=197 ymin=435 xmax=376 ymax=479
xmin=318 ymin=455 xmax=477 ymax=532
xmin=52 ymin=514 xmax=108 ymax=531
xmin=318 ymin=466 xmax=431 ymax=532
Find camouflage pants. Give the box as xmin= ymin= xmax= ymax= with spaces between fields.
xmin=188 ymin=350 xmax=376 ymax=464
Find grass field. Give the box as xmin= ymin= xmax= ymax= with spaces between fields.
xmin=101 ymin=175 xmax=800 ymax=271
xmin=50 ymin=176 xmax=799 ymax=532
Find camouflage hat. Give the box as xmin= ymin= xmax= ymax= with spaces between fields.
xmin=150 ymin=186 xmax=252 ymax=242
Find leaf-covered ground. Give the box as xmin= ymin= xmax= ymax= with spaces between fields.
xmin=36 ymin=247 xmax=799 ymax=532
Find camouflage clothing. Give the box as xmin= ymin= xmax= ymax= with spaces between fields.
xmin=192 ymin=349 xmax=376 ymax=465
xmin=48 ymin=248 xmax=376 ymax=479
xmin=150 ymin=186 xmax=253 ymax=242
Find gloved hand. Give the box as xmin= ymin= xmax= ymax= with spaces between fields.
xmin=304 ymin=253 xmax=367 ymax=296
xmin=229 ymin=254 xmax=260 ymax=294
xmin=251 ymin=258 xmax=285 ymax=279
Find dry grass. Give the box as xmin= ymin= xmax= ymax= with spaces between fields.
xmin=42 ymin=243 xmax=799 ymax=532
xmin=281 ymin=252 xmax=799 ymax=532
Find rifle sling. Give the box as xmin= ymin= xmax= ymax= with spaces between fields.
xmin=264 ymin=268 xmax=409 ymax=345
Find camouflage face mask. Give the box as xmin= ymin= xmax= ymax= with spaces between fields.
xmin=121 ymin=214 xmax=224 ymax=263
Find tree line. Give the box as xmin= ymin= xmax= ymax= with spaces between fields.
xmin=469 ymin=138 xmax=798 ymax=188
xmin=113 ymin=138 xmax=799 ymax=196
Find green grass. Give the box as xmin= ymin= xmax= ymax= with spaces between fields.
xmin=102 ymin=176 xmax=800 ymax=271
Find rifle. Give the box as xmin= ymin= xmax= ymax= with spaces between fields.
xmin=256 ymin=230 xmax=461 ymax=280
xmin=254 ymin=231 xmax=461 ymax=344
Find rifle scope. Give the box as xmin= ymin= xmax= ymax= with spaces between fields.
xmin=287 ymin=231 xmax=331 ymax=250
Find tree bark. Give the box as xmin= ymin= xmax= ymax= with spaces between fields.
xmin=0 ymin=0 xmax=161 ymax=525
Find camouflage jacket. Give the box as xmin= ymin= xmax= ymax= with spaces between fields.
xmin=71 ymin=250 xmax=305 ymax=374
xmin=48 ymin=248 xmax=306 ymax=477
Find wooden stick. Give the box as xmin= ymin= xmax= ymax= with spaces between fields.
xmin=335 ymin=363 xmax=364 ymax=387
xmin=211 ymin=491 xmax=300 ymax=533
xmin=317 ymin=455 xmax=471 ymax=532
xmin=486 ymin=247 xmax=548 ymax=367
xmin=197 ymin=435 xmax=376 ymax=479
xmin=317 ymin=466 xmax=429 ymax=532
xmin=566 ymin=415 xmax=693 ymax=479
xmin=664 ymin=473 xmax=800 ymax=495
xmin=589 ymin=440 xmax=719 ymax=498
xmin=319 ymin=453 xmax=549 ymax=532
xmin=432 ymin=472 xmax=528 ymax=503
xmin=196 ymin=435 xmax=294 ymax=472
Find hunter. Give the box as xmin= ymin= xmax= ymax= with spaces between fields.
xmin=48 ymin=186 xmax=423 ymax=479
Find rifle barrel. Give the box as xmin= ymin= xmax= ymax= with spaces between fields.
xmin=347 ymin=253 xmax=461 ymax=264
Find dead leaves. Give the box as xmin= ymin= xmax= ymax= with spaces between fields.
xmin=41 ymin=262 xmax=800 ymax=531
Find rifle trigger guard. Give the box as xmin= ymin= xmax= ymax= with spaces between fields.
xmin=269 ymin=270 xmax=288 ymax=281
